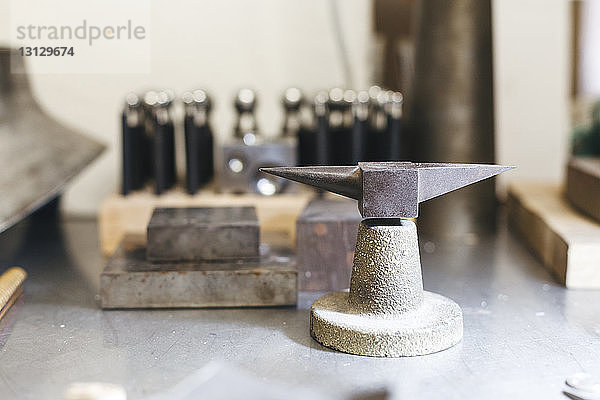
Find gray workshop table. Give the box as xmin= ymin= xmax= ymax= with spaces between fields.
xmin=0 ymin=210 xmax=599 ymax=400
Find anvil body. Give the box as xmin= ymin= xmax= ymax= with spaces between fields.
xmin=262 ymin=162 xmax=514 ymax=218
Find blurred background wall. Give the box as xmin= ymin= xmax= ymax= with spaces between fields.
xmin=493 ymin=0 xmax=570 ymax=192
xmin=0 ymin=0 xmax=572 ymax=216
xmin=578 ymin=0 xmax=600 ymax=96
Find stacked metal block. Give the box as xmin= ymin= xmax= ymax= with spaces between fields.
xmin=101 ymin=206 xmax=297 ymax=308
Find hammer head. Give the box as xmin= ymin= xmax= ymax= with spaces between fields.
xmin=261 ymin=161 xmax=515 ymax=218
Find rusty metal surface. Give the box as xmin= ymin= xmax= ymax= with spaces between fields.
xmin=262 ymin=162 xmax=514 ymax=218
xmin=566 ymin=157 xmax=600 ymax=222
xmin=296 ymin=198 xmax=361 ymax=291
xmin=146 ymin=207 xmax=259 ymax=261
xmin=102 ymin=235 xmax=297 ymax=309
xmin=0 ymin=48 xmax=104 ymax=232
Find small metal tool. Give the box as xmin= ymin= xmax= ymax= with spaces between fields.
xmin=121 ymin=92 xmax=147 ymax=195
xmin=350 ymin=91 xmax=369 ymax=163
xmin=384 ymin=91 xmax=403 ymax=160
xmin=261 ymin=161 xmax=514 ymax=357
xmin=327 ymin=88 xmax=354 ymax=165
xmin=281 ymin=87 xmax=303 ymax=138
xmin=367 ymin=89 xmax=388 ymax=161
xmin=313 ymin=91 xmax=329 ymax=165
xmin=234 ymin=88 xmax=259 ymax=145
xmin=144 ymin=89 xmax=176 ymax=194
xmin=183 ymin=89 xmax=214 ymax=194
xmin=296 ymin=91 xmax=316 ymax=166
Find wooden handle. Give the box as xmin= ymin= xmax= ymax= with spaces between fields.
xmin=0 ymin=267 xmax=27 ymax=321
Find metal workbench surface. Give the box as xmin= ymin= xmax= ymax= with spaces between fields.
xmin=0 ymin=210 xmax=599 ymax=399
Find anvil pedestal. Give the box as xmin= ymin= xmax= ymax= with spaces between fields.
xmin=310 ymin=219 xmax=463 ymax=357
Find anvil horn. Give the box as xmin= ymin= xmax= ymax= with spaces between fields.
xmin=416 ymin=163 xmax=515 ymax=202
xmin=259 ymin=166 xmax=362 ymax=200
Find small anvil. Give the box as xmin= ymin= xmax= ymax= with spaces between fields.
xmin=262 ymin=161 xmax=514 ymax=357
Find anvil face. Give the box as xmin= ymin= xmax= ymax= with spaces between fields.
xmin=260 ymin=161 xmax=515 ymax=218
xmin=359 ymin=162 xmax=419 ymax=218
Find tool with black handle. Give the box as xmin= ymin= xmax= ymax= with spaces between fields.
xmin=144 ymin=90 xmax=176 ymax=195
xmin=121 ymin=93 xmax=147 ymax=195
xmin=183 ymin=89 xmax=214 ymax=194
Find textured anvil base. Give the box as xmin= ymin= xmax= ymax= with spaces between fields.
xmin=308 ymin=218 xmax=463 ymax=357
xmin=101 ymin=237 xmax=297 ymax=309
xmin=146 ymin=206 xmax=259 ymax=262
xmin=296 ymin=198 xmax=361 ymax=291
xmin=310 ymin=291 xmax=463 ymax=357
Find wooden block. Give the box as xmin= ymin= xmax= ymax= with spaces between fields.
xmin=507 ymin=182 xmax=600 ymax=288
xmin=98 ymin=186 xmax=314 ymax=256
xmin=296 ymin=198 xmax=362 ymax=291
xmin=566 ymin=157 xmax=600 ymax=222
xmin=100 ymin=236 xmax=297 ymax=309
xmin=146 ymin=207 xmax=259 ymax=261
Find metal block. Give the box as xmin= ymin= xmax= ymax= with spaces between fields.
xmin=296 ymin=198 xmax=361 ymax=291
xmin=566 ymin=157 xmax=600 ymax=222
xmin=146 ymin=207 xmax=259 ymax=262
xmin=101 ymin=236 xmax=297 ymax=309
xmin=216 ymin=138 xmax=297 ymax=195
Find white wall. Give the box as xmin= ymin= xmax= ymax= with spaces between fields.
xmin=579 ymin=0 xmax=600 ymax=96
xmin=493 ymin=0 xmax=571 ymax=190
xmin=0 ymin=0 xmax=574 ymax=214
xmin=0 ymin=0 xmax=373 ymax=215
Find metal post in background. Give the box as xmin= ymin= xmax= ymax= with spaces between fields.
xmin=410 ymin=0 xmax=496 ymax=239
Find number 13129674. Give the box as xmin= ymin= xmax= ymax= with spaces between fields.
xmin=19 ymin=47 xmax=75 ymax=56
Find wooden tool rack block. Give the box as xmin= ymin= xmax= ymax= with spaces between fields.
xmin=98 ymin=186 xmax=314 ymax=256
xmin=566 ymin=157 xmax=600 ymax=222
xmin=507 ymin=182 xmax=600 ymax=289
